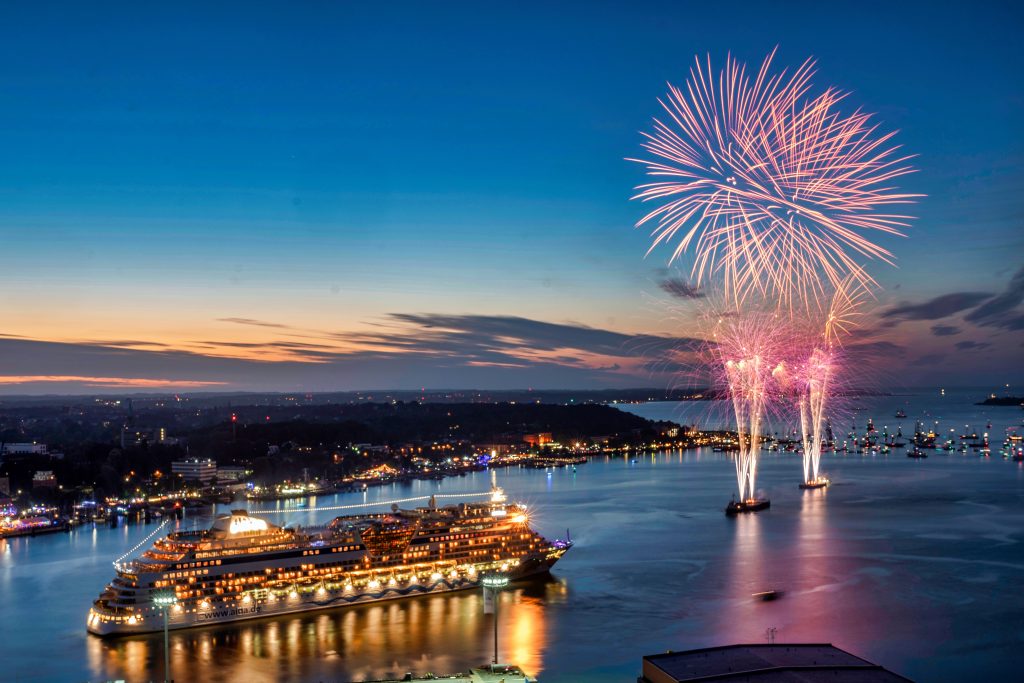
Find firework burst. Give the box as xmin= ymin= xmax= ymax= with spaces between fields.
xmin=631 ymin=49 xmax=918 ymax=313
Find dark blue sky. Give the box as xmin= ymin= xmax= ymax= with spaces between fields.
xmin=0 ymin=1 xmax=1020 ymax=392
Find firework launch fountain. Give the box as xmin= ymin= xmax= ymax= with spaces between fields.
xmin=712 ymin=312 xmax=786 ymax=513
xmin=724 ymin=355 xmax=772 ymax=513
xmin=798 ymin=348 xmax=832 ymax=488
xmin=792 ymin=277 xmax=868 ymax=488
xmin=781 ymin=347 xmax=832 ymax=489
xmin=631 ymin=49 xmax=917 ymax=511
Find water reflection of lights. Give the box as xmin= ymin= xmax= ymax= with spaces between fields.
xmin=87 ymin=583 xmax=553 ymax=682
xmin=718 ymin=511 xmax=766 ymax=639
xmin=507 ymin=591 xmax=546 ymax=675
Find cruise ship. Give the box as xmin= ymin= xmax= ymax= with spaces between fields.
xmin=87 ymin=488 xmax=571 ymax=636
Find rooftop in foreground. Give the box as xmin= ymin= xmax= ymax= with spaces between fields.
xmin=640 ymin=643 xmax=913 ymax=683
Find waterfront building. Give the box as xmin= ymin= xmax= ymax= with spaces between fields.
xmin=522 ymin=433 xmax=552 ymax=447
xmin=170 ymin=458 xmax=217 ymax=484
xmin=476 ymin=443 xmax=514 ymax=456
xmin=639 ymin=644 xmax=913 ymax=682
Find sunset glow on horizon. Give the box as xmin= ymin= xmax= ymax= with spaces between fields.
xmin=0 ymin=2 xmax=1019 ymax=393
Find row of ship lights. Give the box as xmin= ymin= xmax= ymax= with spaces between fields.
xmin=99 ymin=487 xmax=519 ymax=626
xmin=106 ymin=561 xmax=515 ymax=626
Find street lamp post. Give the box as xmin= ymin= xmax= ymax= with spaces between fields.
xmin=152 ymin=590 xmax=178 ymax=683
xmin=481 ymin=573 xmax=509 ymax=667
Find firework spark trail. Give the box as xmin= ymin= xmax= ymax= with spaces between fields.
xmin=772 ymin=276 xmax=868 ymax=483
xmin=631 ymin=49 xmax=918 ymax=314
xmin=808 ymin=276 xmax=871 ymax=480
xmin=711 ymin=311 xmax=789 ymax=501
xmin=803 ymin=347 xmax=832 ymax=483
xmin=725 ymin=356 xmax=769 ymax=501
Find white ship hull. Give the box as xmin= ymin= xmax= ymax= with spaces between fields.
xmin=88 ymin=551 xmax=561 ymax=636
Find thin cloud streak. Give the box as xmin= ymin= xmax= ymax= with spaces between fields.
xmin=0 ymin=375 xmax=226 ymax=388
xmin=659 ymin=278 xmax=706 ymax=300
xmin=882 ymin=292 xmax=993 ymax=321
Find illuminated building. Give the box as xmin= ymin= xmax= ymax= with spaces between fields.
xmin=216 ymin=466 xmax=247 ymax=483
xmin=170 ymin=458 xmax=217 ymax=484
xmin=522 ymin=433 xmax=552 ymax=447
xmin=31 ymin=470 xmax=58 ymax=489
xmin=1 ymin=442 xmax=48 ymax=457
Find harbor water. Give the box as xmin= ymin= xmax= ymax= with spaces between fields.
xmin=0 ymin=388 xmax=1022 ymax=682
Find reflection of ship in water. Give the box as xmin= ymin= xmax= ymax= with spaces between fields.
xmin=88 ymin=486 xmax=571 ymax=636
xmin=88 ymin=575 xmax=565 ymax=683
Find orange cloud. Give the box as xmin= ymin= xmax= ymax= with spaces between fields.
xmin=0 ymin=375 xmax=227 ymax=388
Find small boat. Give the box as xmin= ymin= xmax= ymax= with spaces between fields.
xmin=895 ymin=409 xmax=907 ymax=418
xmin=725 ymin=498 xmax=771 ymax=515
xmin=799 ymin=478 xmax=829 ymax=490
xmin=907 ymin=448 xmax=928 ymax=459
xmin=752 ymin=589 xmax=784 ymax=602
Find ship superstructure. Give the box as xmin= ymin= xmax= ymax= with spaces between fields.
xmin=87 ymin=488 xmax=570 ymax=635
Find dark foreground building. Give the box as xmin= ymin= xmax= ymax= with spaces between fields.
xmin=640 ymin=644 xmax=914 ymax=683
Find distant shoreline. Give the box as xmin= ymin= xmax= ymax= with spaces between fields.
xmin=976 ymin=396 xmax=1024 ymax=407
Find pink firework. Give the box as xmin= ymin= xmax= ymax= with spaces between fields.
xmin=631 ymin=50 xmax=918 ymax=312
xmin=772 ymin=277 xmax=868 ymax=484
xmin=707 ymin=310 xmax=792 ymax=501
